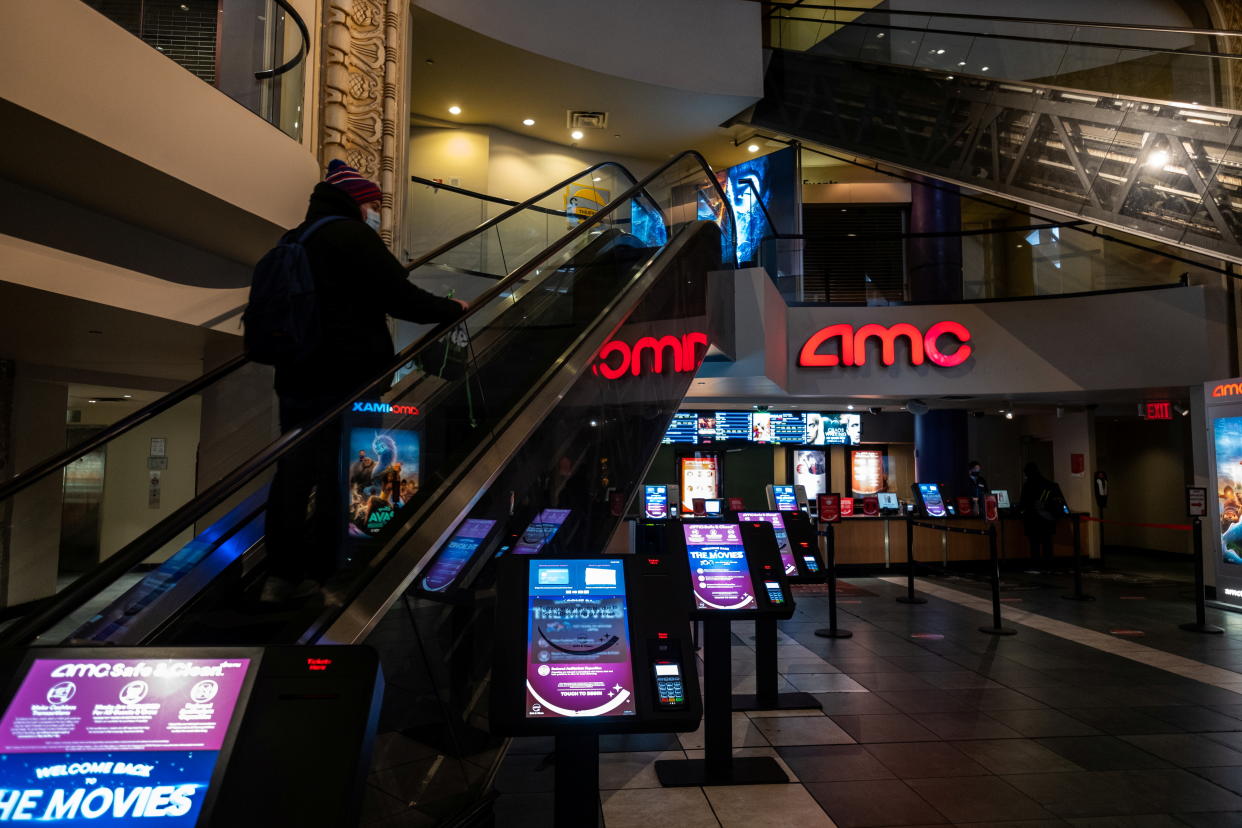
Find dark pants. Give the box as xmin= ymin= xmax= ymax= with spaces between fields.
xmin=1028 ymin=532 xmax=1054 ymax=560
xmin=265 ymin=396 xmax=343 ymax=583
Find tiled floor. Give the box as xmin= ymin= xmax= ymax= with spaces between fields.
xmin=493 ymin=567 xmax=1242 ymax=827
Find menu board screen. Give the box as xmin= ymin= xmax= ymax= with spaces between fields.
xmin=0 ymin=656 xmax=252 ymax=826
xmin=738 ymin=512 xmax=794 ymax=576
xmin=715 ymin=411 xmax=751 ymax=442
xmin=772 ymin=485 xmax=800 ymax=512
xmin=643 ymin=485 xmax=669 ymax=520
xmin=770 ymin=413 xmax=807 ymax=444
xmin=525 ymin=559 xmax=636 ymax=719
xmin=662 ymin=412 xmax=698 ymax=444
xmin=851 ymin=450 xmax=886 ymax=498
xmin=420 ymin=519 xmax=496 ymax=592
xmin=512 ymin=509 xmax=572 ymax=555
xmin=683 ymin=523 xmax=756 ymax=611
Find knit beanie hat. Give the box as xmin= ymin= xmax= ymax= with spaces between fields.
xmin=325 ymin=159 xmax=382 ymax=207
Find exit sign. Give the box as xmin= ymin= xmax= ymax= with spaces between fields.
xmin=1144 ymin=401 xmax=1173 ymax=420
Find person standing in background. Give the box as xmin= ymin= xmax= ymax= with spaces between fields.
xmin=1018 ymin=462 xmax=1066 ymax=566
xmin=966 ymin=460 xmax=988 ymax=507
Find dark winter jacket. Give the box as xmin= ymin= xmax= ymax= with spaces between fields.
xmin=274 ymin=183 xmax=463 ymax=398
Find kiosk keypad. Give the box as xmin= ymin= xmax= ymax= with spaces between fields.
xmin=763 ymin=580 xmax=785 ymax=605
xmin=653 ymin=662 xmax=687 ymax=707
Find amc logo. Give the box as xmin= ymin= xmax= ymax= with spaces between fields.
xmin=799 ymin=321 xmax=972 ymax=368
xmin=1213 ymin=383 xmax=1242 ymax=398
xmin=593 ymin=332 xmax=708 ymax=380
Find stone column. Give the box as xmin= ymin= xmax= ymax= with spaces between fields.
xmin=320 ymin=0 xmax=411 ymax=250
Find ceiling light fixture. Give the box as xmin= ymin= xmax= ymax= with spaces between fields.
xmin=1005 ymin=410 xmax=1014 ymax=420
xmin=846 ymin=404 xmax=855 ymax=410
xmin=448 ymin=105 xmax=461 ymax=115
xmin=981 ymin=66 xmax=989 ymax=72
xmin=747 ymin=144 xmax=759 ymax=152
xmin=522 ymin=118 xmax=535 ymax=126
xmin=570 ymin=129 xmax=584 ymax=140
xmin=1145 ymin=149 xmax=1170 ymax=169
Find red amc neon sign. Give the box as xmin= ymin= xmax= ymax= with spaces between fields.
xmin=799 ymin=321 xmax=972 ymax=368
xmin=593 ymin=332 xmax=708 ymax=380
xmin=1213 ymin=382 xmax=1242 ymax=398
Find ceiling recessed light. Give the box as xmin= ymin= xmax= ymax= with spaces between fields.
xmin=522 ymin=118 xmax=535 ymax=126
xmin=123 ymin=394 xmax=132 ymax=399
xmin=747 ymin=144 xmax=759 ymax=152
xmin=448 ymin=105 xmax=462 ymax=115
xmin=571 ymin=129 xmax=584 ymax=140
xmin=88 ymin=399 xmax=97 ymax=404
xmin=935 ymin=49 xmax=946 ymax=55
xmin=1145 ymin=149 xmax=1170 ymax=169
xmin=981 ymin=66 xmax=989 ymax=72
xmin=847 ymin=404 xmax=855 ymax=410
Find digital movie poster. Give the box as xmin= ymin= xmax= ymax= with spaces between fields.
xmin=1214 ymin=417 xmax=1242 ymax=565
xmin=679 ymin=456 xmax=720 ymax=515
xmin=419 ymin=519 xmax=496 ymax=592
xmin=0 ymin=657 xmax=251 ymax=825
xmin=696 ymin=147 xmax=796 ymax=265
xmin=347 ymin=427 xmax=420 ymax=538
xmin=738 ymin=512 xmax=795 ymax=576
xmin=512 ymin=509 xmax=572 ymax=555
xmin=794 ymin=450 xmax=827 ymax=499
xmin=525 ymin=559 xmax=636 ymax=719
xmin=683 ymin=523 xmax=756 ymax=611
xmin=850 ymin=450 xmax=886 ymax=498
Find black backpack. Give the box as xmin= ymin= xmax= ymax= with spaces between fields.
xmin=243 ymin=216 xmax=346 ymax=365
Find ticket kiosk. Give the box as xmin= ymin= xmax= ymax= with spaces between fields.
xmin=0 ymin=646 xmax=382 ymax=828
xmin=654 ymin=522 xmax=793 ymax=787
xmin=491 ymin=556 xmax=700 ymax=827
xmin=765 ymin=484 xmax=808 ymax=513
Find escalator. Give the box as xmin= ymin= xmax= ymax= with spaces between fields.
xmin=0 ymin=150 xmax=734 ymax=824
xmin=746 ymin=8 xmax=1242 ymax=262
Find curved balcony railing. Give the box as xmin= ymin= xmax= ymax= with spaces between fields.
xmin=80 ymin=0 xmax=309 ymax=138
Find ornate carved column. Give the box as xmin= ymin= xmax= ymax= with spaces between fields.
xmin=1202 ymin=1 xmax=1242 ymax=111
xmin=320 ymin=0 xmax=410 ymax=249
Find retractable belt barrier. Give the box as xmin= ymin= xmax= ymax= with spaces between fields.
xmin=903 ymin=519 xmax=1015 ymax=636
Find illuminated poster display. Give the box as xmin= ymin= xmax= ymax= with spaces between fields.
xmin=679 ymin=456 xmax=720 ymax=515
xmin=696 ymin=415 xmax=716 ymax=443
xmin=643 ymin=485 xmax=669 ymax=520
xmin=0 ymin=657 xmax=251 ymax=825
xmin=525 ymin=559 xmax=636 ymax=719
xmin=850 ymin=450 xmax=885 ymax=498
xmin=1205 ymin=379 xmax=1242 ymax=609
xmin=419 ymin=519 xmax=496 ymax=592
xmin=347 ymin=427 xmax=419 ymax=538
xmin=793 ymin=450 xmax=827 ymax=499
xmin=512 ymin=509 xmax=572 ymax=555
xmin=1214 ymin=417 xmax=1242 ymax=565
xmin=683 ymin=523 xmax=756 ymax=611
xmin=772 ymin=485 xmax=799 ymax=512
xmin=738 ymin=512 xmax=794 ymax=575
xmin=750 ymin=412 xmax=773 ymax=443
xmin=917 ymin=483 xmax=947 ymax=518
xmin=696 ymin=147 xmax=796 ymax=265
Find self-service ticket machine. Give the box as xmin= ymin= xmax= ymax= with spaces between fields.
xmin=491 ymin=556 xmax=701 ymax=827
xmin=653 ymin=522 xmax=794 ymax=788
xmin=765 ymin=484 xmax=808 ymax=514
xmin=733 ymin=511 xmax=825 ymax=711
xmin=0 ymin=646 xmax=382 ymax=828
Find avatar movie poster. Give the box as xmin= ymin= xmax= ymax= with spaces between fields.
xmin=346 ymin=427 xmax=420 ymax=538
xmin=1215 ymin=417 xmax=1242 ymax=565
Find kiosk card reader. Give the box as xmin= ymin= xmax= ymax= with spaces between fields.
xmin=655 ymin=522 xmax=793 ymax=788
xmin=0 ymin=646 xmax=382 ymax=828
xmin=492 ymin=555 xmax=700 ymax=826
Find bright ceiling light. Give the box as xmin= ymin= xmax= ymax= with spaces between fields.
xmin=1146 ymin=149 xmax=1170 ymax=169
xmin=846 ymin=404 xmax=855 ymax=410
xmin=448 ymin=105 xmax=461 ymax=115
xmin=980 ymin=66 xmax=989 ymax=72
xmin=593 ymin=177 xmax=602 ymax=182
xmin=747 ymin=144 xmax=759 ymax=153
xmin=522 ymin=118 xmax=535 ymax=126
xmin=570 ymin=129 xmax=584 ymax=140
xmin=1005 ymin=410 xmax=1014 ymax=420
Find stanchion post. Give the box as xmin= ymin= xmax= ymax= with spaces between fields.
xmin=1063 ymin=513 xmax=1094 ymax=601
xmin=980 ymin=523 xmax=1016 ymax=636
xmin=896 ymin=518 xmax=926 ymax=605
xmin=1180 ymin=516 xmax=1224 ymax=634
xmin=815 ymin=523 xmax=852 ymax=639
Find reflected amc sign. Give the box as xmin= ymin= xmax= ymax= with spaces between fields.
xmin=592 ymin=332 xmax=708 ymax=380
xmin=798 ymin=321 xmax=972 ymax=368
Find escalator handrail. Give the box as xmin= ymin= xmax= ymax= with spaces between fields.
xmin=0 ymin=161 xmax=639 ymax=507
xmin=0 ymin=354 xmax=250 ymax=505
xmin=770 ymin=13 xmax=1242 ymax=61
xmin=0 ymin=150 xmax=734 ymax=649
xmin=254 ymin=0 xmax=312 ymax=80
xmin=765 ymin=2 xmax=1242 ymax=40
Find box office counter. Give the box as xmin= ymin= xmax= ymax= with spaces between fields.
xmin=831 ymin=515 xmax=1080 ymax=566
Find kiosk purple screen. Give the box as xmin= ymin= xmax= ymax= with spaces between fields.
xmin=525 ymin=559 xmax=636 ymax=719
xmin=512 ymin=509 xmax=572 ymax=555
xmin=420 ymin=519 xmax=496 ymax=592
xmin=738 ymin=512 xmax=795 ymax=575
xmin=0 ymin=657 xmax=250 ymax=825
xmin=683 ymin=523 xmax=757 ymax=611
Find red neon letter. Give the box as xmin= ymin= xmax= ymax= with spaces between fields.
xmin=681 ymin=332 xmax=709 ymax=373
xmin=630 ymin=335 xmax=684 ymax=375
xmin=853 ymin=323 xmax=924 ymax=366
xmin=596 ymin=340 xmax=630 ymax=379
xmin=924 ymin=321 xmax=972 ymax=367
xmin=799 ymin=324 xmax=854 ymax=367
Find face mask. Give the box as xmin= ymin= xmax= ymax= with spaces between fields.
xmin=364 ymin=208 xmax=381 ymax=232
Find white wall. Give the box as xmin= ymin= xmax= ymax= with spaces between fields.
xmin=414 ymin=0 xmax=762 ymax=98
xmin=99 ymin=398 xmax=201 ymax=564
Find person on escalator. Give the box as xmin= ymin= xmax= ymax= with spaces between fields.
xmin=260 ymin=160 xmax=468 ymax=604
